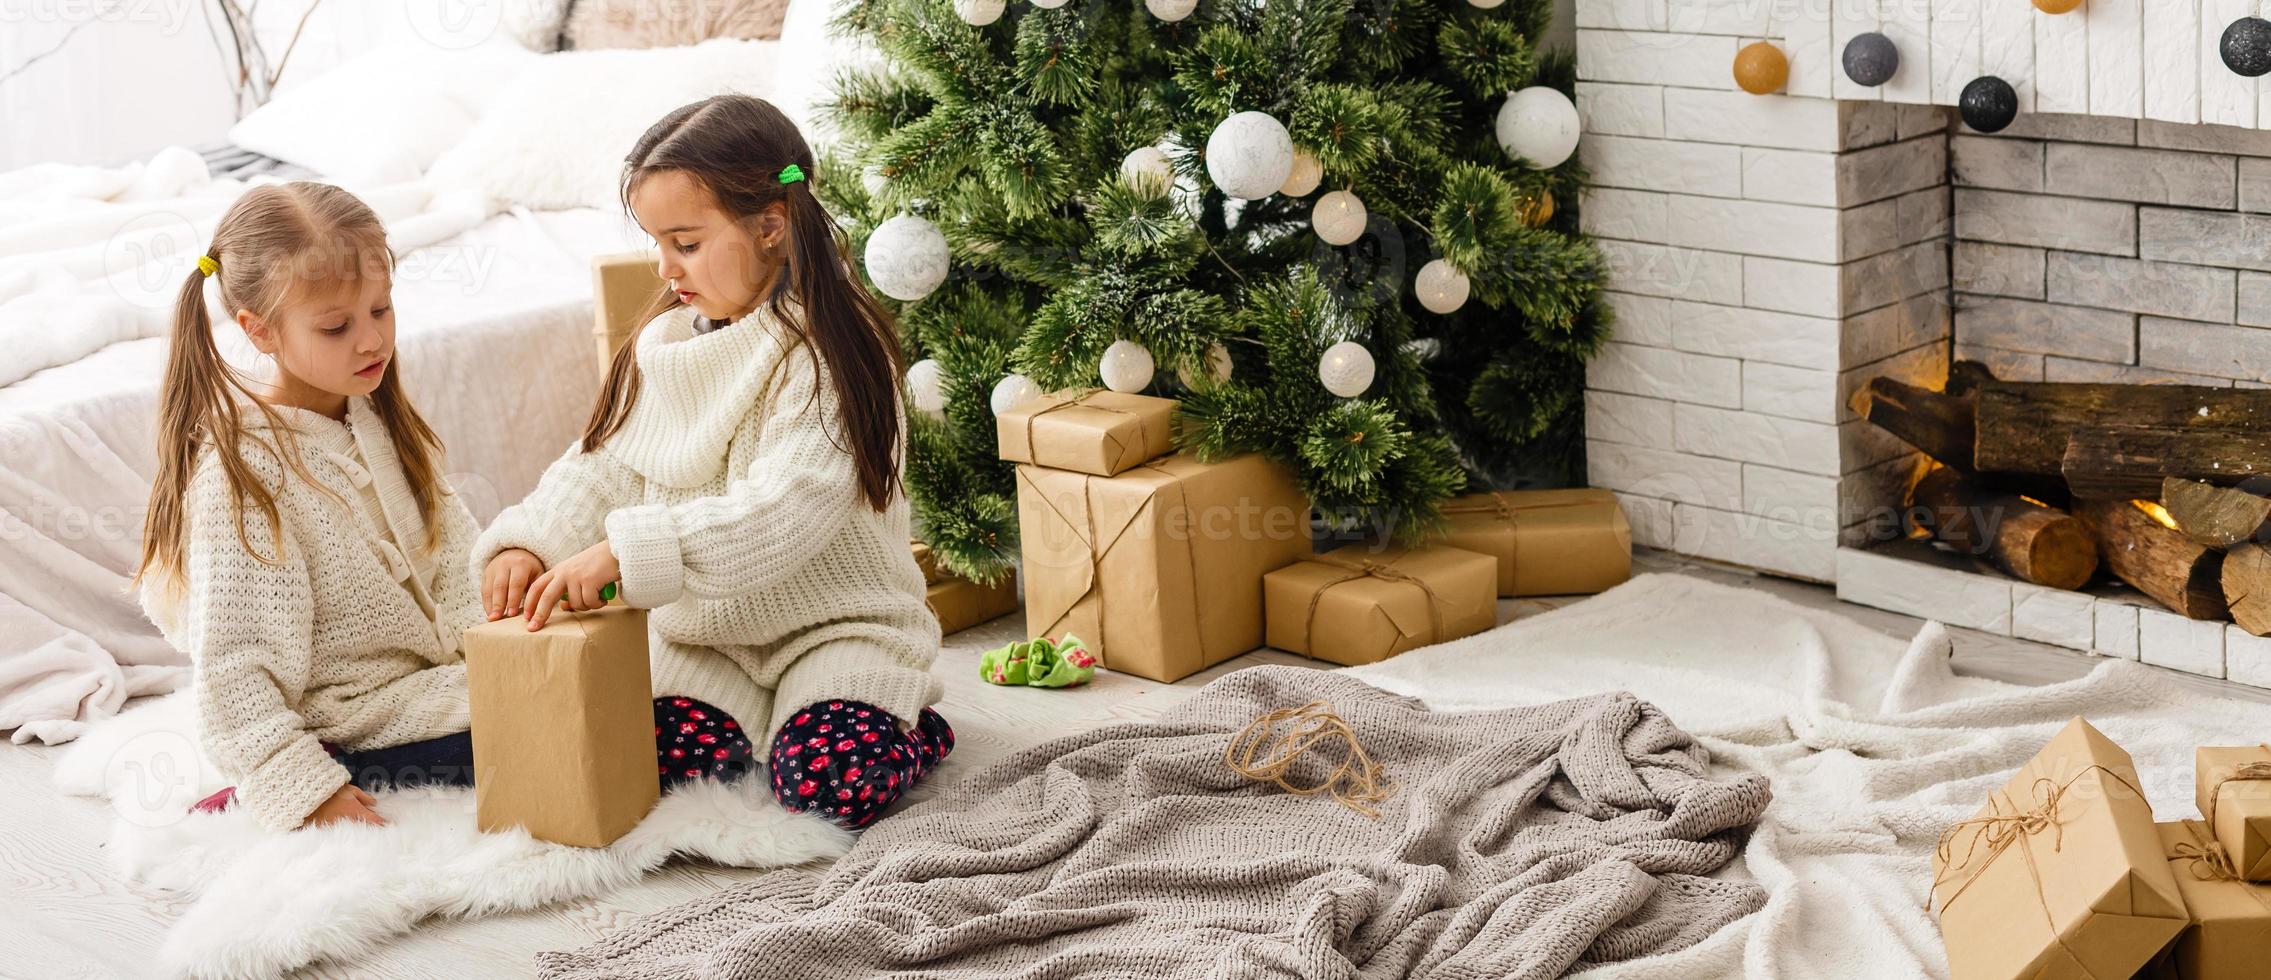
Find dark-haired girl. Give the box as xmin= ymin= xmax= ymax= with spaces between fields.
xmin=471 ymin=95 xmax=950 ymax=830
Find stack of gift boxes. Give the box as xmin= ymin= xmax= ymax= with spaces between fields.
xmin=916 ymin=539 xmax=1019 ymax=635
xmin=997 ymin=388 xmax=1636 ymax=681
xmin=1931 ymin=720 xmax=2271 ymax=980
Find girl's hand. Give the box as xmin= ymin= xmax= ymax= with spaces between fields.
xmin=483 ymin=548 xmax=545 ymax=621
xmin=303 ymin=784 xmax=385 ymax=829
xmin=523 ymin=540 xmax=621 ymax=631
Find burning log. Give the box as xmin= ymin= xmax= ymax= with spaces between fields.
xmin=2073 ymin=498 xmax=2230 ymax=621
xmin=1852 ymin=376 xmax=1974 ymax=473
xmin=1907 ymin=467 xmax=2097 ymax=590
xmin=2227 ymin=544 xmax=2271 ymax=637
xmin=1975 ymin=383 xmax=2271 ymax=490
xmin=2161 ymin=477 xmax=2271 ymax=551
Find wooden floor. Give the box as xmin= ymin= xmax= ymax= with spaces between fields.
xmin=6 ymin=551 xmax=2267 ymax=979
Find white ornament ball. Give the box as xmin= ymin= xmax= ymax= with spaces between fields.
xmin=1278 ymin=149 xmax=1323 ymax=197
xmin=1468 ymin=0 xmax=1504 ymax=8
xmin=1318 ymin=341 xmax=1376 ymax=398
xmin=861 ymin=166 xmax=889 ymax=196
xmin=906 ymin=358 xmax=947 ymax=413
xmin=1495 ymin=86 xmax=1582 ymax=169
xmin=1145 ymin=0 xmax=1196 ymax=20
xmin=1204 ymin=111 xmax=1294 ymax=200
xmin=1202 ymin=341 xmax=1233 ymax=384
xmin=1031 ymin=0 xmax=1068 ymax=7
xmin=864 ymin=214 xmax=950 ymax=301
xmin=1099 ymin=339 xmax=1155 ymax=393
xmin=989 ymin=373 xmax=1041 ymax=416
xmin=1312 ymin=190 xmax=1368 ymax=246
xmin=956 ymin=0 xmax=1005 ymax=25
xmin=1120 ymin=146 xmax=1174 ymax=193
xmin=1414 ymin=258 xmax=1471 ymax=314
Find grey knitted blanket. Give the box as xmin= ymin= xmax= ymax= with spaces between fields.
xmin=538 ymin=666 xmax=1770 ymax=979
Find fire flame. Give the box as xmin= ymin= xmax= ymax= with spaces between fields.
xmin=2132 ymin=499 xmax=2179 ymax=529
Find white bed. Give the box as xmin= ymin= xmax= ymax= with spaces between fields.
xmin=0 ymin=0 xmax=867 ymax=744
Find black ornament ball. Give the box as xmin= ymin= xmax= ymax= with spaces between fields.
xmin=1958 ymin=76 xmax=2019 ymax=134
xmin=1842 ymin=31 xmax=1899 ymax=87
xmin=2224 ymin=17 xmax=2271 ymax=78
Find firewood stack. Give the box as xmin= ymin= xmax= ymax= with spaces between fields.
xmin=1853 ymin=363 xmax=2271 ymax=636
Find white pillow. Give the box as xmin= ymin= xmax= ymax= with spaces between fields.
xmin=424 ymin=38 xmax=779 ymax=213
xmin=228 ymin=42 xmax=539 ymax=185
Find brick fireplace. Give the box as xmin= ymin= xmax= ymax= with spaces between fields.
xmin=1571 ymin=1 xmax=2271 ymax=684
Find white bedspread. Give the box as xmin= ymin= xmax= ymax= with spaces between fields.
xmin=1341 ymin=573 xmax=2271 ymax=979
xmin=0 ymin=179 xmax=646 ymax=744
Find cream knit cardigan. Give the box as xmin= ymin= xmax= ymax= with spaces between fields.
xmin=139 ymin=396 xmax=485 ymax=832
xmin=469 ymin=303 xmax=942 ymax=747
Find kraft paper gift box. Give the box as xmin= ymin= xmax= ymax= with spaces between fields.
xmin=912 ymin=540 xmax=947 ymax=586
xmin=997 ymin=388 xmax=1179 ymax=477
xmin=1016 ymin=452 xmax=1313 ymax=683
xmin=2195 ymin=745 xmax=2271 ymax=881
xmin=1438 ymin=488 xmax=1632 ymax=597
xmin=1929 ymin=716 xmax=2188 ymax=980
xmin=1262 ymin=543 xmax=1497 ymax=667
xmin=463 ymin=605 xmax=657 ymax=848
xmin=927 ymin=570 xmax=1021 ymax=635
xmin=2140 ymin=820 xmax=2271 ymax=980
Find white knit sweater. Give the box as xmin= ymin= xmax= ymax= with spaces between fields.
xmin=469 ymin=303 xmax=941 ymax=746
xmin=140 ymin=396 xmax=485 ymax=832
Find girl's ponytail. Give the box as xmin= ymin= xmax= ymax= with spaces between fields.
xmin=770 ymin=167 xmax=905 ymax=512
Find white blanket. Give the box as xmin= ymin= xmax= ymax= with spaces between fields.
xmin=52 ymin=690 xmax=850 ymax=980
xmin=0 ymin=184 xmax=642 ymax=745
xmin=1337 ymin=573 xmax=2270 ymax=980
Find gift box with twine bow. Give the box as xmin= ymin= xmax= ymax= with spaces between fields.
xmin=2139 ymin=819 xmax=2271 ymax=980
xmin=1015 ymin=452 xmax=1312 ymax=683
xmin=1262 ymin=544 xmax=1498 ymax=667
xmin=1438 ymin=488 xmax=1632 ymax=597
xmin=2195 ymin=745 xmax=2271 ymax=881
xmin=1928 ymin=716 xmax=2187 ymax=980
xmin=996 ymin=388 xmax=1179 ymax=477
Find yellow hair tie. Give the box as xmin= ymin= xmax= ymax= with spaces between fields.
xmin=196 ymin=255 xmax=219 ymax=276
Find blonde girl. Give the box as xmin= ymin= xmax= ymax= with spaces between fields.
xmin=137 ymin=182 xmax=487 ymax=832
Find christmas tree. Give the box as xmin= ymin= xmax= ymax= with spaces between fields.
xmin=810 ymin=0 xmax=1610 ymax=584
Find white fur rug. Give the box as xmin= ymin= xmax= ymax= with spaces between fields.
xmin=52 ymin=692 xmax=850 ymax=980
xmin=1336 ymin=572 xmax=2271 ymax=980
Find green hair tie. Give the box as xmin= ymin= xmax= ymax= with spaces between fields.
xmin=778 ymin=163 xmax=806 ymax=185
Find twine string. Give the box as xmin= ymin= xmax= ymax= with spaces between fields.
xmin=1222 ymin=700 xmax=1395 ymax=818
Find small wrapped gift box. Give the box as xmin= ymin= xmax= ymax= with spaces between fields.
xmin=1262 ymin=544 xmax=1498 ymax=667
xmin=2195 ymin=745 xmax=2271 ymax=881
xmin=996 ymin=388 xmax=1179 ymax=477
xmin=1016 ymin=452 xmax=1313 ymax=682
xmin=1929 ymin=717 xmax=2187 ymax=980
xmin=1438 ymin=488 xmax=1632 ymax=597
xmin=911 ymin=540 xmax=947 ymax=586
xmin=463 ymin=605 xmax=657 ymax=848
xmin=927 ymin=571 xmax=1020 ymax=636
xmin=2142 ymin=820 xmax=2271 ymax=980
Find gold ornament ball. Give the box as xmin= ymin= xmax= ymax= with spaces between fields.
xmin=2032 ymin=0 xmax=2083 ymax=14
xmin=1521 ymin=190 xmax=1554 ymax=226
xmin=1732 ymin=41 xmax=1789 ymax=95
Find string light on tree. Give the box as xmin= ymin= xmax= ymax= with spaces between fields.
xmin=1318 ymin=341 xmax=1376 ymax=398
xmin=2032 ymin=0 xmax=2081 ymax=12
xmin=1204 ymin=111 xmax=1294 ymax=200
xmin=1466 ymin=0 xmax=1504 ymax=9
xmin=1958 ymin=76 xmax=2019 ymax=134
xmin=1732 ymin=41 xmax=1788 ymax=94
xmin=1414 ymin=258 xmax=1470 ymax=314
xmin=956 ymin=0 xmax=1005 ymax=25
xmin=1030 ymin=0 xmax=1069 ymax=8
xmin=1278 ymin=149 xmax=1322 ymax=197
xmin=1195 ymin=341 xmax=1233 ymax=386
xmin=864 ymin=214 xmax=949 ymax=301
xmin=2225 ymin=17 xmax=2271 ymax=78
xmin=1493 ymin=87 xmax=1580 ymax=169
xmin=1145 ymin=0 xmax=1195 ymax=22
xmin=906 ymin=358 xmax=947 ymax=413
xmin=1119 ymin=145 xmax=1173 ymax=192
xmin=1098 ymin=339 xmax=1155 ymax=392
xmin=1312 ymin=189 xmax=1367 ymax=245
xmin=989 ymin=373 xmax=1041 ymax=416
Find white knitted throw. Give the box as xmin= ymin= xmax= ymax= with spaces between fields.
xmin=137 ymin=395 xmax=485 ymax=832
xmin=534 ymin=665 xmax=1772 ymax=979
